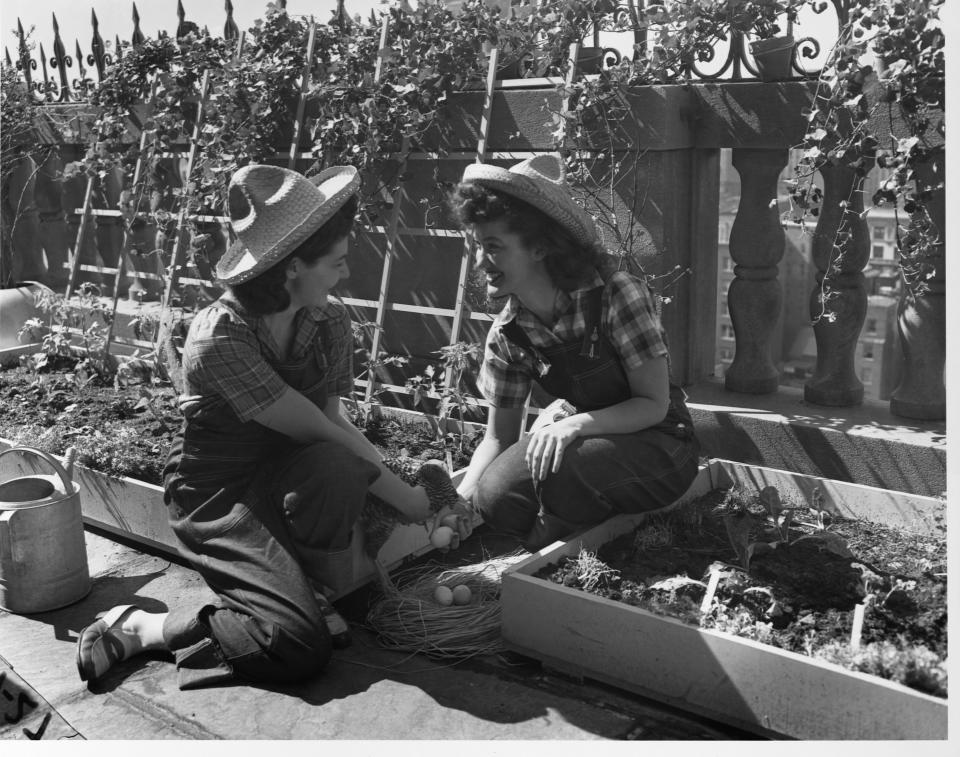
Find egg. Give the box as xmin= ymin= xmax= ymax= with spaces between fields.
xmin=433 ymin=585 xmax=454 ymax=606
xmin=430 ymin=525 xmax=455 ymax=549
xmin=439 ymin=513 xmax=461 ymax=531
xmin=451 ymin=584 xmax=472 ymax=605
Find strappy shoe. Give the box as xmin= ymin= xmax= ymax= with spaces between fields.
xmin=75 ymin=604 xmax=140 ymax=682
xmin=314 ymin=592 xmax=351 ymax=649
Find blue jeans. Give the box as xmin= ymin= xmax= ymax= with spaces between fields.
xmin=162 ymin=441 xmax=379 ymax=689
xmin=475 ymin=429 xmax=700 ymax=552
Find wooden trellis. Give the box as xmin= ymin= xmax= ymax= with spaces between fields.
xmin=55 ymin=16 xmax=589 ymax=425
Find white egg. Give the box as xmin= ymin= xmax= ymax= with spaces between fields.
xmin=433 ymin=585 xmax=454 ymax=606
xmin=451 ymin=584 xmax=472 ymax=605
xmin=430 ymin=525 xmax=455 ymax=549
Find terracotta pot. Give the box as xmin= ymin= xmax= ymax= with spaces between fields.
xmin=0 ymin=282 xmax=52 ymax=351
xmin=749 ymin=35 xmax=796 ymax=82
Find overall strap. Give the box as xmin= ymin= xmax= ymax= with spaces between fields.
xmin=578 ymin=286 xmax=604 ymax=359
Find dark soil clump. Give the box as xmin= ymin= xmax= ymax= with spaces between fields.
xmin=536 ymin=488 xmax=947 ymax=698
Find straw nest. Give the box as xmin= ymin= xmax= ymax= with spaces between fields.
xmin=365 ymin=550 xmax=528 ymax=659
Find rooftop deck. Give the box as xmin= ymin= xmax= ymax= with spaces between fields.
xmin=1 ymin=526 xmax=759 ymax=741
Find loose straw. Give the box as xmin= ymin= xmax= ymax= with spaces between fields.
xmin=366 ymin=550 xmax=528 ymax=659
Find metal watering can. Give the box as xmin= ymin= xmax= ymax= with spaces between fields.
xmin=0 ymin=447 xmax=91 ymax=614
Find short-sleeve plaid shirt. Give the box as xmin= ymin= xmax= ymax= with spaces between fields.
xmin=477 ymin=270 xmax=669 ymax=408
xmin=179 ymin=293 xmax=354 ymax=423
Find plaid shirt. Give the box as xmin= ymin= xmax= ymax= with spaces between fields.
xmin=179 ymin=293 xmax=353 ymax=423
xmin=478 ymin=270 xmax=669 ymax=408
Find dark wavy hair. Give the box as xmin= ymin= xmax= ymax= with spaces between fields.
xmin=229 ymin=194 xmax=359 ymax=314
xmin=449 ymin=182 xmax=605 ymax=290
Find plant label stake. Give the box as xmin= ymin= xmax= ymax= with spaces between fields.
xmin=700 ymin=565 xmax=722 ymax=614
xmin=850 ymin=601 xmax=866 ymax=651
xmin=287 ymin=20 xmax=317 ymax=170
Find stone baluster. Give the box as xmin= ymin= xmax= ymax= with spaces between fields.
xmin=804 ymin=161 xmax=870 ymax=406
xmin=34 ymin=150 xmax=72 ymax=290
xmin=724 ymin=148 xmax=787 ymax=394
xmin=890 ymin=152 xmax=945 ymax=420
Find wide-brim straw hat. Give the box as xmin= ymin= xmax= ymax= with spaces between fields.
xmin=460 ymin=153 xmax=599 ymax=247
xmin=215 ymin=164 xmax=360 ymax=285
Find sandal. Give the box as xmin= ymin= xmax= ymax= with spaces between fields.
xmin=76 ymin=605 xmax=140 ymax=682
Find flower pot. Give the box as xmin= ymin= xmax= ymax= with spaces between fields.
xmin=0 ymin=282 xmax=51 ymax=351
xmin=749 ymin=35 xmax=796 ymax=82
xmin=576 ymin=47 xmax=606 ymax=75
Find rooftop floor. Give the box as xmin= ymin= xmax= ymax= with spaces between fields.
xmin=1 ymin=526 xmax=753 ymax=742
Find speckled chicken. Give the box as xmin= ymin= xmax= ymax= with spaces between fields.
xmin=359 ymin=457 xmax=461 ymax=559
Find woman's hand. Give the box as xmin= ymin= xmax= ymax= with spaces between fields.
xmin=525 ymin=417 xmax=580 ymax=482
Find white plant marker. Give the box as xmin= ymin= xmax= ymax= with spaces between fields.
xmin=850 ymin=602 xmax=867 ymax=650
xmin=700 ymin=567 xmax=722 ymax=614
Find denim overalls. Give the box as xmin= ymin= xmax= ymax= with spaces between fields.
xmin=475 ymin=285 xmax=701 ymax=551
xmin=159 ymin=299 xmax=379 ymax=689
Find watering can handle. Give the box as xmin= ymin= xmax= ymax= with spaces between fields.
xmin=0 ymin=511 xmax=13 ymax=562
xmin=0 ymin=446 xmax=75 ymax=493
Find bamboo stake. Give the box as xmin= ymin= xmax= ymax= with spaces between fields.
xmin=158 ymin=69 xmax=212 ymax=318
xmin=447 ymin=45 xmax=498 ymax=356
xmin=102 ymin=79 xmax=160 ymax=350
xmin=365 ymin=15 xmax=404 ymax=403
xmin=64 ymin=176 xmax=95 ymax=300
xmin=288 ymin=20 xmax=317 ymax=170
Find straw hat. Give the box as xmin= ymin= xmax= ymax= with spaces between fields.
xmin=460 ymin=154 xmax=598 ymax=247
xmin=215 ymin=164 xmax=360 ymax=285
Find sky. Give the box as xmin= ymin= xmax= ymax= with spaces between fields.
xmin=3 ymin=0 xmax=388 ymax=60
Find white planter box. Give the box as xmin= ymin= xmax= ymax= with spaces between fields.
xmin=0 ymin=438 xmax=466 ymax=600
xmin=500 ymin=459 xmax=947 ymax=740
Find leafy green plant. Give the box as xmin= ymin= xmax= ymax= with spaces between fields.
xmin=406 ymin=341 xmax=482 ymax=459
xmin=18 ymin=283 xmax=117 ymax=381
xmin=786 ymin=0 xmax=944 ymax=302
xmin=721 ymin=485 xmax=852 ymax=572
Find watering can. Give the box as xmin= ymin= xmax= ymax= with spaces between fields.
xmin=0 ymin=446 xmax=91 ymax=614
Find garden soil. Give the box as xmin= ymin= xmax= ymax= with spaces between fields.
xmin=537 ymin=488 xmax=947 ymax=698
xmin=0 ymin=363 xmax=479 ymax=486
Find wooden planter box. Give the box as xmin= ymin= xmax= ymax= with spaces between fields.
xmin=0 ymin=438 xmax=467 ymax=600
xmin=500 ymin=459 xmax=947 ymax=740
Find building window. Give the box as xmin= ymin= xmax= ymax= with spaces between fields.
xmin=721 ymin=324 xmax=736 ymax=340
xmin=865 ymin=318 xmax=878 ymax=334
xmin=719 ymin=348 xmax=733 ymax=361
xmin=718 ymin=222 xmax=731 ymax=244
xmin=872 ymin=245 xmax=885 ymax=259
xmin=862 ymin=343 xmax=875 ymax=359
xmin=861 ymin=367 xmax=873 ymax=385
xmin=723 ymin=256 xmax=735 ymax=273
xmin=873 ymin=226 xmax=886 ymax=241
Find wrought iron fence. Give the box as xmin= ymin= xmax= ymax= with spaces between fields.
xmin=5 ymin=0 xmax=849 ymax=103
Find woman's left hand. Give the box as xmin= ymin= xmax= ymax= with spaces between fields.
xmin=525 ymin=418 xmax=579 ymax=482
